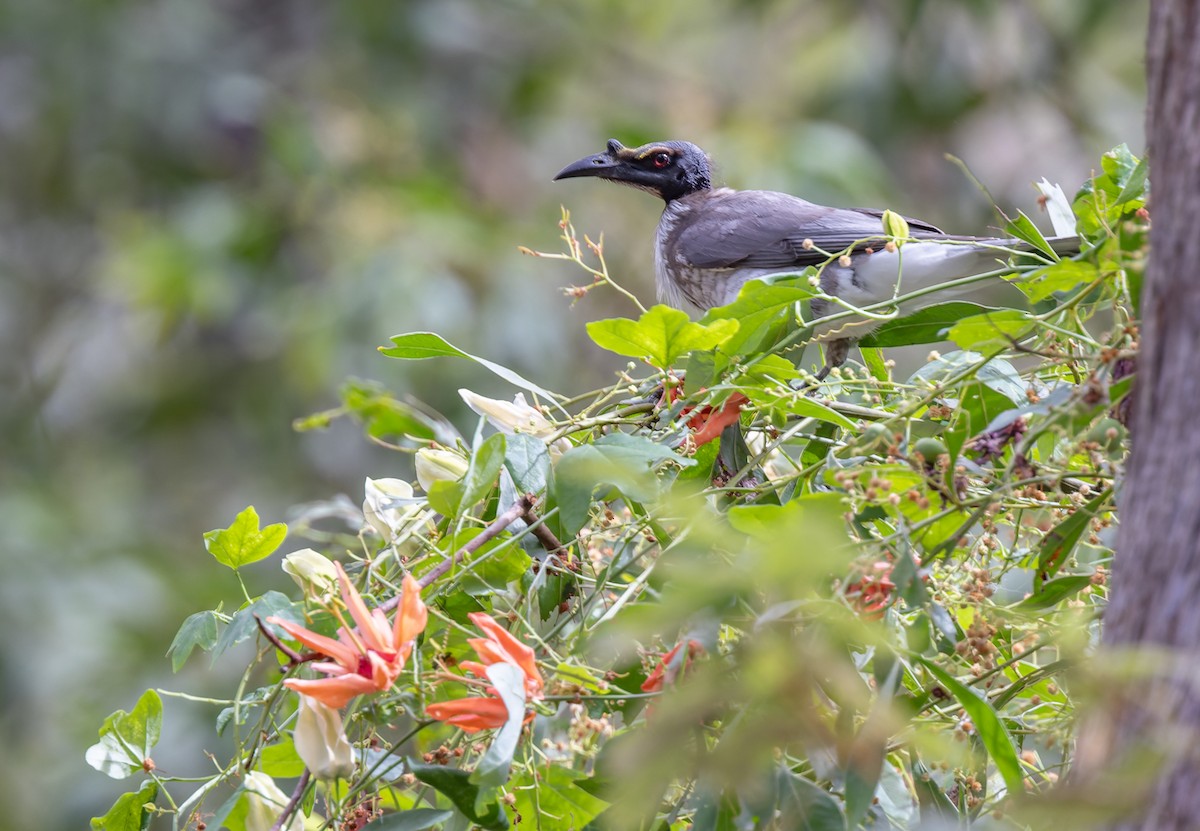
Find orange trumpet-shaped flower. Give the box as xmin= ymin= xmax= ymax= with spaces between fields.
xmin=641 ymin=640 xmax=704 ymax=693
xmin=268 ymin=564 xmax=427 ymax=709
xmin=425 ymin=613 xmax=544 ymax=733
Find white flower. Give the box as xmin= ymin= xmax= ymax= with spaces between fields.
xmin=242 ymin=771 xmax=304 ymax=831
xmin=293 ymin=694 xmax=354 ymax=780
xmin=363 ymin=478 xmax=432 ymax=545
xmin=281 ymin=549 xmax=338 ymax=601
xmin=414 ymin=447 xmax=470 ymax=493
xmin=459 ymin=389 xmax=569 ymax=457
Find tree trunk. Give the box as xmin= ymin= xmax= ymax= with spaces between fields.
xmin=1084 ymin=2 xmax=1200 ymax=828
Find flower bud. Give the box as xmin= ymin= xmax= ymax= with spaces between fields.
xmin=459 ymin=389 xmax=570 ymax=457
xmin=281 ymin=549 xmax=338 ymax=601
xmin=881 ymin=209 xmax=910 ymax=243
xmin=363 ymin=478 xmax=431 ymax=544
xmin=414 ymin=447 xmax=469 ymax=493
xmin=293 ymin=694 xmax=354 ymax=780
xmin=242 ymin=771 xmax=304 ymax=831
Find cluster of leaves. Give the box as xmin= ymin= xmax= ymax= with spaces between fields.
xmin=88 ymin=147 xmax=1146 ymax=830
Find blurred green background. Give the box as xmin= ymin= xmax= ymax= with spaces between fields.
xmin=0 ymin=0 xmax=1144 ymax=826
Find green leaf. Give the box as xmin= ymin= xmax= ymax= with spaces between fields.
xmin=471 ymin=663 xmax=526 ymax=789
xmin=382 ymin=332 xmax=557 ymax=400
xmin=512 ymin=766 xmax=609 ymax=830
xmin=1035 ymin=489 xmax=1111 ymax=590
xmin=85 ymin=690 xmax=163 ymax=779
xmin=369 ymin=809 xmax=456 ymax=831
xmin=338 ymin=380 xmax=443 ymax=442
xmin=911 ymin=755 xmax=958 ymax=822
xmin=1016 ymin=259 xmax=1099 ymax=303
xmin=775 ymin=766 xmax=847 ymax=831
xmin=259 ymin=738 xmax=306 ymax=778
xmin=946 ymin=310 xmax=1034 ymax=351
xmin=203 ymin=506 xmax=287 ymax=570
xmin=167 ymin=610 xmax=219 ymax=672
xmin=859 ymin=303 xmax=995 ymax=347
xmin=553 ymin=433 xmax=690 ymax=535
xmin=586 ymin=305 xmax=739 ymax=369
xmin=786 ymin=396 xmax=857 ymax=431
xmin=461 ymin=433 xmax=506 ymax=509
xmin=1015 ymin=575 xmax=1096 ymax=612
xmin=1004 ymin=209 xmax=1055 ymax=258
xmin=216 ymin=591 xmax=301 ymax=658
xmin=860 ymin=346 xmax=888 ymax=381
xmin=90 ymin=780 xmax=157 ymax=831
xmin=409 ymin=761 xmax=510 ymax=830
xmin=703 ymin=276 xmax=815 ymax=357
xmin=503 ymin=433 xmax=551 ymax=496
xmin=919 ymin=660 xmax=1024 ymax=796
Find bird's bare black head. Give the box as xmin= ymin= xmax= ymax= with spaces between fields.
xmin=553 ymin=139 xmax=712 ymax=202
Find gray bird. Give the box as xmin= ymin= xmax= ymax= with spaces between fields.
xmin=554 ymin=139 xmax=1078 ymax=374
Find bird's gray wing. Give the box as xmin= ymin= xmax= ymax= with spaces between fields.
xmin=672 ymin=190 xmax=954 ymax=271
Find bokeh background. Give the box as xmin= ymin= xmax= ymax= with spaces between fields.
xmin=0 ymin=0 xmax=1144 ymax=827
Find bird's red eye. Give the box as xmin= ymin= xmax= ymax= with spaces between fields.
xmin=652 ymin=152 xmax=671 ymax=169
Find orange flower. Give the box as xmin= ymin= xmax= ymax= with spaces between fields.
xmin=845 ymin=561 xmax=895 ymax=620
xmin=682 ymin=393 xmax=748 ymax=445
xmin=267 ymin=564 xmax=427 ymax=709
xmin=641 ymin=640 xmax=704 ymax=693
xmin=425 ymin=613 xmax=543 ymax=733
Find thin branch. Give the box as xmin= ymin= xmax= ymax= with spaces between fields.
xmin=269 ymin=768 xmax=311 ymax=831
xmin=412 ymin=495 xmax=535 ymax=593
xmin=524 ymin=502 xmax=568 ymax=556
xmin=255 ymin=614 xmax=305 ymax=665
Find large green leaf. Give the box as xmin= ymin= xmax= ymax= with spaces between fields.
xmin=461 ymin=433 xmax=506 ymax=509
xmin=513 ymin=766 xmax=609 ymax=830
xmin=859 ymin=303 xmax=994 ymax=347
xmin=702 ymin=276 xmax=816 ymax=357
xmin=85 ymin=690 xmax=163 ymax=780
xmin=774 ymin=766 xmax=847 ymax=831
xmin=203 ymin=506 xmax=287 ymax=570
xmin=503 ymin=432 xmax=551 ymax=496
xmin=946 ymin=310 xmax=1034 ymax=351
xmin=1015 ymin=575 xmax=1096 ymax=612
xmin=90 ymin=781 xmax=157 ymax=831
xmin=919 ymin=660 xmax=1023 ymax=796
xmin=382 ymin=332 xmax=557 ymax=400
xmin=553 ymin=433 xmax=690 ymax=535
xmin=369 ymin=809 xmax=455 ymax=831
xmin=409 ymin=762 xmax=510 ymax=830
xmin=1034 ymin=489 xmax=1111 ymax=591
xmin=1015 ymin=259 xmax=1099 ymax=303
xmin=587 ymin=304 xmax=739 ymax=369
xmin=167 ymin=610 xmax=219 ymax=672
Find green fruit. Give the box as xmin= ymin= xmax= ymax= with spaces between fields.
xmin=1086 ymin=417 xmax=1126 ymax=452
xmin=913 ymin=437 xmax=948 ymax=464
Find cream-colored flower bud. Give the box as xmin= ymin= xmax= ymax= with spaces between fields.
xmin=281 ymin=549 xmax=338 ymax=601
xmin=293 ymin=694 xmax=354 ymax=780
xmin=242 ymin=771 xmax=304 ymax=831
xmin=363 ymin=478 xmax=431 ymax=545
xmin=414 ymin=447 xmax=469 ymax=493
xmin=459 ymin=389 xmax=570 ymax=458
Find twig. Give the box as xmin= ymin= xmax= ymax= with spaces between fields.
xmin=269 ymin=768 xmax=310 ymax=831
xmin=413 ymin=495 xmax=535 ymax=592
xmin=524 ymin=502 xmax=568 ymax=556
xmin=255 ymin=614 xmax=305 ymax=665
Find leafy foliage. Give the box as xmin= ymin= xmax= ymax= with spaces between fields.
xmin=86 ymin=151 xmax=1144 ymax=830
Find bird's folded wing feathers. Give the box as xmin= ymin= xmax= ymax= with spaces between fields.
xmin=673 ymin=190 xmax=961 ymax=271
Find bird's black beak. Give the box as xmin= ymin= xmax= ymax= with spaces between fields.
xmin=553 ymin=152 xmax=619 ymax=181
xmin=553 ymin=139 xmax=627 ymax=181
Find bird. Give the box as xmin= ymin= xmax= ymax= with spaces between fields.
xmin=554 ymin=139 xmax=1079 ymax=375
